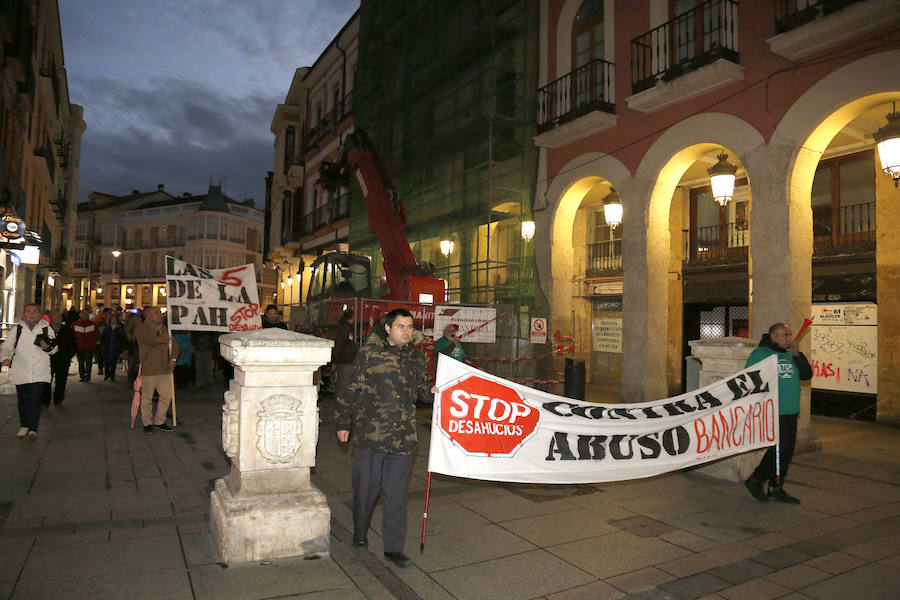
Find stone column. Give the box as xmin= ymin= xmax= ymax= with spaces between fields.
xmin=688 ymin=337 xmax=760 ymax=481
xmin=875 ymin=160 xmax=900 ymax=426
xmin=210 ymin=328 xmax=333 ymax=564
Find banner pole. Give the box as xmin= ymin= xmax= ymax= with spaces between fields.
xmin=166 ymin=301 xmax=177 ymax=428
xmin=775 ymin=440 xmax=781 ymax=487
xmin=420 ymin=471 xmax=432 ymax=553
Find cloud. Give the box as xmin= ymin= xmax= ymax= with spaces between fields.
xmin=72 ymin=74 xmax=280 ymax=204
xmin=60 ymin=0 xmax=360 ymax=208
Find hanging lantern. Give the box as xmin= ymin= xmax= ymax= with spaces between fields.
xmin=439 ymin=239 xmax=454 ymax=256
xmin=874 ymin=101 xmax=900 ymax=187
xmin=708 ymin=151 xmax=737 ymax=206
xmin=521 ymin=220 xmax=536 ymax=242
xmin=603 ymin=188 xmax=623 ymax=229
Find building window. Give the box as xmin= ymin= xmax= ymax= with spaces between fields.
xmin=811 ymin=150 xmax=875 ymax=248
xmin=150 ymin=226 xmax=159 ymax=247
xmin=74 ymin=246 xmax=87 ymax=268
xmin=574 ymin=0 xmax=605 ymax=67
xmin=284 ymin=126 xmax=296 ymax=173
xmin=134 ymin=228 xmax=143 ymax=249
xmin=75 ymin=222 xmax=88 ymax=241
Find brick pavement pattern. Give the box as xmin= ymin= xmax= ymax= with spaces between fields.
xmin=1 ymin=377 xmax=898 ymax=599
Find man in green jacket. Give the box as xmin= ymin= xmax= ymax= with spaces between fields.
xmin=335 ymin=308 xmax=435 ymax=568
xmin=744 ymin=322 xmax=812 ymax=504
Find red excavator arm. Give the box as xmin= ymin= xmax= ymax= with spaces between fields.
xmin=340 ymin=130 xmax=445 ymax=303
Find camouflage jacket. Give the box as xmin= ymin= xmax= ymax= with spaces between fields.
xmin=335 ymin=331 xmax=432 ymax=454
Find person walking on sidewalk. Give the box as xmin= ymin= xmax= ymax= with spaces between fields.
xmin=44 ymin=309 xmax=76 ymax=406
xmin=100 ymin=312 xmax=126 ymax=381
xmin=1 ymin=303 xmax=58 ymax=439
xmin=744 ymin=322 xmax=813 ymax=504
xmin=335 ymin=308 xmax=436 ymax=568
xmin=135 ymin=306 xmax=180 ymax=434
xmin=73 ymin=309 xmax=99 ymax=382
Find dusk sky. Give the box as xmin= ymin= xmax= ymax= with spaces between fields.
xmin=59 ymin=0 xmax=359 ymax=208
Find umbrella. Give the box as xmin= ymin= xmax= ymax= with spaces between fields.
xmin=131 ymin=364 xmax=142 ymax=428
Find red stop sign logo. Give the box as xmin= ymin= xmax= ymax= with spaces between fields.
xmin=438 ymin=375 xmax=541 ymax=456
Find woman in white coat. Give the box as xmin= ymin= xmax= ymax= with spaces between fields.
xmin=1 ymin=303 xmax=58 ymax=439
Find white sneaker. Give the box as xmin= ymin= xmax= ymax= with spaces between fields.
xmin=17 ymin=427 xmax=28 ymax=438
xmin=26 ymin=430 xmax=38 ymax=440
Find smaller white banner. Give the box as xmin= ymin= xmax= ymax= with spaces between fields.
xmin=165 ymin=256 xmax=262 ymax=332
xmin=435 ymin=305 xmax=497 ymax=343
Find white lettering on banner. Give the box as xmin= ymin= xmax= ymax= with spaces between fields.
xmin=428 ymin=354 xmax=780 ymax=484
xmin=165 ymin=256 xmax=263 ymax=332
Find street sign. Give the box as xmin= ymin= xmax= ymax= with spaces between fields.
xmin=530 ymin=317 xmax=547 ymax=344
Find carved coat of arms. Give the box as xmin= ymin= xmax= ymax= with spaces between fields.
xmin=256 ymin=395 xmax=304 ymax=463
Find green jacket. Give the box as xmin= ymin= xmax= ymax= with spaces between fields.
xmin=335 ymin=331 xmax=432 ymax=455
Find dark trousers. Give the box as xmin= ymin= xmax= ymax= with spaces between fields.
xmin=42 ymin=359 xmax=71 ymax=405
xmin=351 ymin=448 xmax=414 ymax=552
xmin=752 ymin=413 xmax=799 ymax=486
xmin=104 ymin=358 xmax=118 ymax=380
xmin=94 ymin=346 xmax=104 ymax=374
xmin=77 ymin=349 xmax=93 ymax=380
xmin=18 ymin=382 xmax=49 ymax=431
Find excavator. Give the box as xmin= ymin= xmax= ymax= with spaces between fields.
xmin=302 ymin=129 xmax=446 ymax=333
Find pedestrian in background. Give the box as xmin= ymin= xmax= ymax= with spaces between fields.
xmin=193 ymin=332 xmax=216 ymax=389
xmin=135 ymin=306 xmax=180 ymax=433
xmin=262 ymin=304 xmax=287 ymax=329
xmin=335 ymin=308 xmax=436 ymax=568
xmin=172 ymin=330 xmax=194 ymax=388
xmin=124 ymin=307 xmax=144 ymax=386
xmin=44 ymin=309 xmax=76 ymax=406
xmin=1 ymin=303 xmax=58 ymax=439
xmin=73 ymin=309 xmax=99 ymax=382
xmin=332 ymin=309 xmax=358 ymax=393
xmin=100 ymin=312 xmax=126 ymax=381
xmin=93 ymin=308 xmax=111 ymax=376
xmin=744 ymin=322 xmax=812 ymax=504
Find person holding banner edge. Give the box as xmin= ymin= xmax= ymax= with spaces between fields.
xmin=135 ymin=306 xmax=180 ymax=433
xmin=744 ymin=322 xmax=812 ymax=504
xmin=335 ymin=308 xmax=437 ymax=568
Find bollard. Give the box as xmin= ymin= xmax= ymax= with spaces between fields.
xmin=563 ymin=358 xmax=585 ymax=400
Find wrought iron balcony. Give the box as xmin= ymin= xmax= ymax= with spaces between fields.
xmin=587 ymin=239 xmax=622 ymax=276
xmin=774 ymin=0 xmax=865 ymax=34
xmin=813 ymin=201 xmax=875 ymax=252
xmin=631 ymin=0 xmax=739 ymax=94
xmin=683 ymin=220 xmax=749 ymax=264
xmin=537 ymin=59 xmax=615 ymax=132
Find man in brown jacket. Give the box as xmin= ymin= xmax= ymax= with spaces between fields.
xmin=135 ymin=306 xmax=180 ymax=433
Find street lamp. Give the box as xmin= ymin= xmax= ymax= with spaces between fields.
xmin=111 ymin=249 xmax=121 ymax=276
xmin=602 ymin=188 xmax=623 ymax=229
xmin=708 ymin=151 xmax=737 ymax=206
xmin=521 ymin=220 xmax=536 ymax=242
xmin=874 ymin=101 xmax=900 ymax=187
xmin=440 ymin=239 xmax=454 ymax=257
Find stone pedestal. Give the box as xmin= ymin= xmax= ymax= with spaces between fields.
xmin=210 ymin=328 xmax=333 ymax=564
xmin=687 ymin=337 xmax=762 ymax=482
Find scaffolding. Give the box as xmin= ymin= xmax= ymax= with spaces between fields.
xmin=352 ymin=0 xmax=543 ymax=316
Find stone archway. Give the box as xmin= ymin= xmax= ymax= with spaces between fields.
xmin=773 ymin=50 xmax=900 ymax=426
xmin=537 ymin=153 xmax=630 ymax=391
xmin=625 ymin=113 xmax=766 ymax=402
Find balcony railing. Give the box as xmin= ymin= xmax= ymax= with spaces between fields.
xmin=302 ymin=92 xmax=355 ymax=153
xmin=537 ymin=59 xmax=615 ymax=132
xmin=631 ymin=0 xmax=739 ymax=94
xmin=813 ymin=201 xmax=875 ymax=251
xmin=774 ymin=0 xmax=865 ymax=34
xmin=291 ymin=194 xmax=352 ymax=240
xmin=587 ymin=239 xmax=622 ymax=275
xmin=683 ymin=220 xmax=749 ymax=263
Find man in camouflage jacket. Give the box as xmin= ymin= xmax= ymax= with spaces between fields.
xmin=335 ymin=308 xmax=434 ymax=568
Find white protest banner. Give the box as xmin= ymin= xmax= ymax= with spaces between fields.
xmin=428 ymin=355 xmax=779 ymax=484
xmin=165 ymin=256 xmax=263 ymax=332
